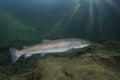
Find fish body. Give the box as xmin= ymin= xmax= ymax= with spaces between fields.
xmin=9 ymin=38 xmax=90 ymax=62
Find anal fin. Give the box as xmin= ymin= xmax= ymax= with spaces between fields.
xmin=24 ymin=54 xmax=32 ymax=58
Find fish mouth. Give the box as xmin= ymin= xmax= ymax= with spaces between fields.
xmin=88 ymin=41 xmax=91 ymax=45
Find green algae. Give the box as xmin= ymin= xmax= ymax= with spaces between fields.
xmin=0 ymin=10 xmax=39 ymax=46
xmin=0 ymin=10 xmax=36 ymax=31
xmin=36 ymin=54 xmax=120 ymax=80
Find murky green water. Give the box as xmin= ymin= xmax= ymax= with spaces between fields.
xmin=0 ymin=1 xmax=120 ymax=80
xmin=0 ymin=0 xmax=120 ymax=47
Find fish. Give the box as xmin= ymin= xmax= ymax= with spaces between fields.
xmin=9 ymin=38 xmax=90 ymax=62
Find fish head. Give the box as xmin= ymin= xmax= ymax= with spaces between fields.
xmin=72 ymin=39 xmax=91 ymax=49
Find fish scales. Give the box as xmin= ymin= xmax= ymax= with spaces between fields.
xmin=9 ymin=38 xmax=90 ymax=62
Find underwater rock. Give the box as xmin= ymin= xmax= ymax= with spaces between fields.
xmin=96 ymin=37 xmax=109 ymax=43
xmin=33 ymin=54 xmax=120 ymax=80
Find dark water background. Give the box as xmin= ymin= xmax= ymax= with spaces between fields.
xmin=0 ymin=0 xmax=120 ymax=47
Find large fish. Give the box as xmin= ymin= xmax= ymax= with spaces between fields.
xmin=9 ymin=38 xmax=90 ymax=62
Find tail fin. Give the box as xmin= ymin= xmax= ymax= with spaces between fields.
xmin=9 ymin=48 xmax=21 ymax=63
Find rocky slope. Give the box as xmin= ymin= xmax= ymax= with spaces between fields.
xmin=0 ymin=40 xmax=120 ymax=80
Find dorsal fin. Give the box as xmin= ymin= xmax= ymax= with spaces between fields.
xmin=42 ymin=39 xmax=51 ymax=43
xmin=23 ymin=46 xmax=27 ymax=49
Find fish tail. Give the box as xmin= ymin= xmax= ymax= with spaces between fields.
xmin=9 ymin=48 xmax=21 ymax=63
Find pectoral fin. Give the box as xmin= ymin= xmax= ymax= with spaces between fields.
xmin=40 ymin=53 xmax=47 ymax=57
xmin=68 ymin=48 xmax=73 ymax=53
